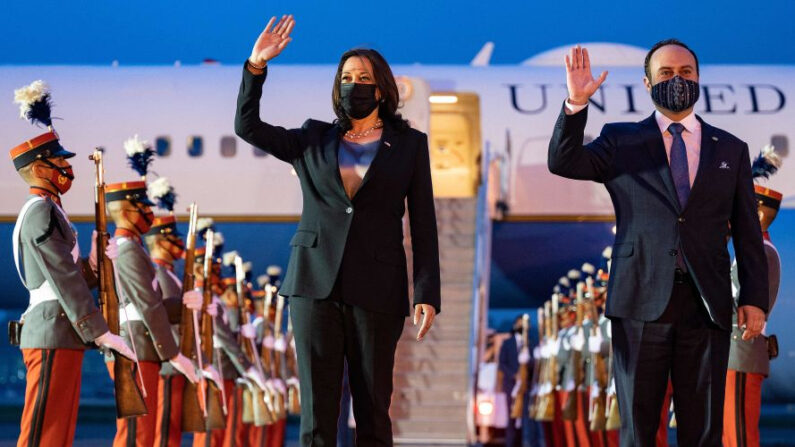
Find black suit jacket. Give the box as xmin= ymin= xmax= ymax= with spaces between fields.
xmin=548 ymin=104 xmax=768 ymax=329
xmin=235 ymin=65 xmax=440 ymax=317
xmin=498 ymin=335 xmax=520 ymax=396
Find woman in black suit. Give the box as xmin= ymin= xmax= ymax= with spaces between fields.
xmin=235 ymin=15 xmax=441 ymax=446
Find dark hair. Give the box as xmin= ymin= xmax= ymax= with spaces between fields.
xmin=332 ymin=48 xmax=410 ymax=133
xmin=644 ymin=39 xmax=699 ymax=80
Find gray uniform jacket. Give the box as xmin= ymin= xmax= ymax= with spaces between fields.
xmin=17 ymin=196 xmax=108 ymax=349
xmin=215 ymin=303 xmax=252 ymax=380
xmin=727 ymin=240 xmax=781 ymax=376
xmin=112 ymin=238 xmax=178 ymax=362
xmin=154 ymin=264 xmax=183 ymax=375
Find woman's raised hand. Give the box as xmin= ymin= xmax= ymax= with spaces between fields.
xmin=565 ymin=45 xmax=608 ymax=105
xmin=249 ymin=15 xmax=296 ymax=67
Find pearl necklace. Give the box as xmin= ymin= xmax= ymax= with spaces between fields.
xmin=345 ymin=120 xmax=383 ymax=140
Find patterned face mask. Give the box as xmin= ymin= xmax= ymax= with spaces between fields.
xmin=650 ymin=75 xmax=700 ymax=113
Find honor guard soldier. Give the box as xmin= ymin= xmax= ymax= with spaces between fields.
xmin=104 ymin=172 xmax=199 ymax=446
xmin=10 ymin=80 xmax=135 ymax=447
xmin=723 ymin=146 xmax=783 ymax=447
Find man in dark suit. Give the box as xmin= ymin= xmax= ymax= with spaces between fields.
xmin=547 ymin=40 xmax=768 ymax=446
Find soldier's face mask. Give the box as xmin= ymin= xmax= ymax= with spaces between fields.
xmin=123 ymin=203 xmax=154 ymax=234
xmin=38 ymin=159 xmax=74 ymax=194
xmin=159 ymin=235 xmax=185 ymax=260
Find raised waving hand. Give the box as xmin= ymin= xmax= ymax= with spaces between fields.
xmin=565 ymin=45 xmax=608 ymax=105
xmin=248 ymin=15 xmax=296 ymax=67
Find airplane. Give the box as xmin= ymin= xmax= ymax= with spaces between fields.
xmin=1 ymin=42 xmax=793 ymax=413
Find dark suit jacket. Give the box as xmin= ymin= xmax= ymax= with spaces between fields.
xmin=235 ymin=64 xmax=440 ymax=317
xmin=498 ymin=334 xmax=520 ymax=396
xmin=548 ymin=104 xmax=768 ymax=330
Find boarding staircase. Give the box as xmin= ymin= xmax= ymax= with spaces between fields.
xmin=391 ymin=146 xmax=495 ymax=445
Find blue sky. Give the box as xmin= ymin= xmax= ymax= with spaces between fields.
xmin=1 ymin=0 xmax=794 ymax=65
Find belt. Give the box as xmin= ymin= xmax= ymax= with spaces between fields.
xmin=119 ymin=302 xmax=143 ymax=323
xmin=21 ymin=281 xmax=59 ymax=320
xmin=674 ymin=268 xmax=691 ymax=284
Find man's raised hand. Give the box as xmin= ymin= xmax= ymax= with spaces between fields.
xmin=565 ymin=45 xmax=608 ymax=106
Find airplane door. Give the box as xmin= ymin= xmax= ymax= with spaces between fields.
xmin=428 ymin=92 xmax=482 ymax=197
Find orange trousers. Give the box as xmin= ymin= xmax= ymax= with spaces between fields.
xmin=17 ymin=349 xmax=84 ymax=447
xmin=250 ymin=418 xmax=287 ymax=447
xmin=722 ymin=370 xmax=764 ymax=447
xmin=107 ymin=360 xmax=162 ymax=447
xmin=154 ymin=373 xmax=186 ymax=447
xmin=193 ymin=380 xmax=250 ymax=447
xmin=540 ymin=390 xmax=566 ymax=447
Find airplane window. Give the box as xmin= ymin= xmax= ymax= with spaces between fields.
xmin=252 ymin=145 xmax=268 ymax=158
xmin=155 ymin=137 xmax=171 ymax=157
xmin=220 ymin=136 xmax=236 ymax=158
xmin=188 ymin=136 xmax=203 ymax=157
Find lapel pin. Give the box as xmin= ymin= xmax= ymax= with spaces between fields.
xmin=712 ymin=136 xmax=719 ymax=141
xmin=384 ymin=141 xmax=391 ymax=148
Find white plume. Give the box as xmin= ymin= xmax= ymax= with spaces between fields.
xmin=213 ymin=232 xmax=224 ymax=246
xmin=602 ymin=246 xmax=613 ymax=260
xmin=581 ymin=263 xmax=595 ymax=274
xmin=266 ymin=265 xmax=282 ymax=276
xmin=13 ymin=80 xmax=49 ymax=119
xmin=124 ymin=134 xmax=149 ymax=156
xmin=257 ymin=275 xmax=271 ymax=288
xmin=761 ymin=144 xmax=783 ymax=169
xmin=243 ymin=261 xmax=252 ymax=273
xmin=222 ymin=251 xmax=239 ymax=266
xmin=147 ymin=177 xmax=171 ymax=199
xmin=558 ymin=277 xmax=570 ymax=287
xmin=553 ymin=285 xmax=561 ymax=293
xmin=567 ymin=269 xmax=581 ymax=280
xmin=197 ymin=218 xmax=215 ymax=232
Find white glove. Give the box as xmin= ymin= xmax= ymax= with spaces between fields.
xmin=550 ymin=338 xmax=561 ymax=356
xmin=105 ymin=237 xmax=120 ymax=260
xmin=263 ymin=335 xmax=275 ymax=349
xmin=286 ymin=377 xmax=300 ymax=388
xmin=518 ymin=347 xmax=530 ymax=364
xmin=274 ymin=337 xmax=287 ymax=353
xmin=94 ymin=331 xmax=136 ymax=361
xmin=268 ymin=378 xmax=287 ymax=394
xmin=201 ymin=364 xmax=223 ymax=389
xmin=590 ymin=382 xmax=601 ymax=398
xmin=206 ymin=298 xmax=218 ymax=318
xmin=183 ymin=289 xmax=203 ymax=311
xmin=588 ymin=331 xmax=604 ymax=354
xmin=240 ymin=323 xmax=256 ymax=340
xmin=169 ymin=353 xmax=198 ymax=383
xmin=570 ymin=327 xmax=586 ymax=352
xmin=245 ymin=366 xmax=267 ymax=391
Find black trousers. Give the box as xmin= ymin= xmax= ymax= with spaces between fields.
xmin=290 ymin=293 xmax=405 ymax=447
xmin=612 ymin=271 xmax=730 ymax=447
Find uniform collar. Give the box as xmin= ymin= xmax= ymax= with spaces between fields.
xmin=114 ymin=227 xmax=142 ymax=245
xmin=29 ymin=187 xmax=61 ymax=208
xmin=153 ymin=258 xmax=174 ymax=271
xmin=655 ymin=109 xmax=700 ymax=135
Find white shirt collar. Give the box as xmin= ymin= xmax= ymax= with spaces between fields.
xmin=654 ymin=109 xmax=700 ymax=135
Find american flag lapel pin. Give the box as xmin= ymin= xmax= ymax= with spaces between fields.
xmin=712 ymin=136 xmax=719 ymax=141
xmin=384 ymin=141 xmax=391 ymax=148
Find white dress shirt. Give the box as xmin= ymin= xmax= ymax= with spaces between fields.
xmin=565 ymin=101 xmax=701 ymax=187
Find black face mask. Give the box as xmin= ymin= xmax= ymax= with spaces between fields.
xmin=650 ymin=75 xmax=700 ymax=113
xmin=340 ymin=83 xmax=379 ymax=120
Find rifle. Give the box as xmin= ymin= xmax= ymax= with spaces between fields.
xmin=259 ymin=284 xmax=285 ymax=420
xmin=562 ymin=282 xmax=586 ymax=420
xmin=586 ymin=277 xmax=608 ymax=431
xmin=535 ymin=298 xmax=557 ymax=421
xmin=179 ymin=203 xmax=207 ymax=432
xmin=90 ymin=149 xmax=148 ymax=419
xmin=528 ymin=307 xmax=544 ymax=420
xmin=284 ymin=305 xmax=301 ymax=415
xmin=197 ymin=229 xmax=227 ymax=430
xmin=510 ymin=314 xmax=530 ymax=419
xmin=235 ymin=256 xmax=275 ymax=427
